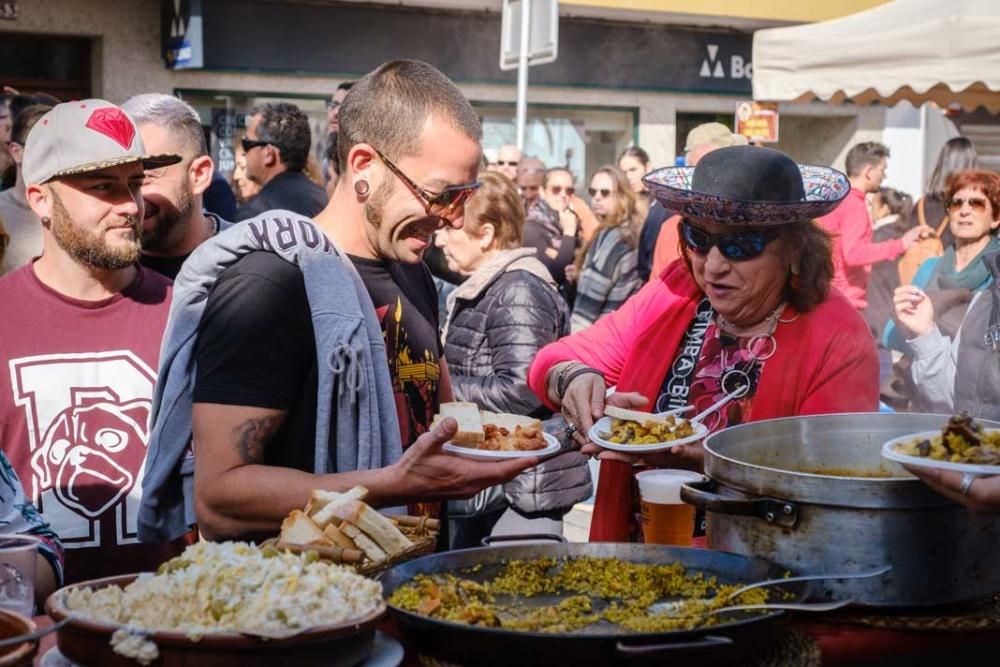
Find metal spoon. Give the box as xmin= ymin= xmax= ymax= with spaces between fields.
xmin=691 ymin=385 xmax=750 ymax=423
xmin=648 ymin=565 xmax=891 ymax=615
xmin=0 ymin=617 xmax=70 ymax=649
xmin=652 ymin=598 xmax=854 ymax=618
xmin=725 ymin=565 xmax=891 ymax=600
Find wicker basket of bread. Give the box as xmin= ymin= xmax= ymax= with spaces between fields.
xmin=264 ymin=485 xmax=439 ymax=578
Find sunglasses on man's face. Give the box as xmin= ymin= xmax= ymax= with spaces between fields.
xmin=373 ymin=147 xmax=481 ymax=222
xmin=947 ymin=196 xmax=989 ymax=212
xmin=588 ymin=188 xmax=612 ymax=198
xmin=681 ymin=221 xmax=781 ymax=261
xmin=240 ymin=138 xmax=271 ymax=153
xmin=548 ymin=186 xmax=574 ymax=196
xmin=496 ymin=160 xmax=518 ymax=167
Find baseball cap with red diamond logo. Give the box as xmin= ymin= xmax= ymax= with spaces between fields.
xmin=22 ymin=99 xmax=181 ymax=185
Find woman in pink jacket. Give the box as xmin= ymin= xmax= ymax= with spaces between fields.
xmin=528 ymin=146 xmax=880 ymax=542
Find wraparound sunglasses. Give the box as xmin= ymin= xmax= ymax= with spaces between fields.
xmin=681 ymin=220 xmax=781 ymax=261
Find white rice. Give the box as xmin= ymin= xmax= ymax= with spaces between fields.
xmin=63 ymin=542 xmax=383 ymax=636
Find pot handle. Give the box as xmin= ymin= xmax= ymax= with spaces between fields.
xmin=680 ymin=479 xmax=798 ymax=528
xmin=615 ymin=634 xmax=733 ymax=658
xmin=480 ymin=533 xmax=568 ymax=546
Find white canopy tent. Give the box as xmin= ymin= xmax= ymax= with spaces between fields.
xmin=752 ymin=0 xmax=1000 ymax=112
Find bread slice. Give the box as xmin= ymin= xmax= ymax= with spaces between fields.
xmin=326 ymin=501 xmax=414 ymax=556
xmin=306 ymin=486 xmax=368 ymax=515
xmin=604 ymin=406 xmax=675 ymax=427
xmin=323 ymin=522 xmax=359 ymax=550
xmin=434 ymin=402 xmax=485 ymax=445
xmin=341 ymin=521 xmax=388 ymax=562
xmin=482 ymin=411 xmax=542 ymax=432
xmin=310 ymin=486 xmax=369 ymax=528
xmin=280 ymin=510 xmax=332 ymax=547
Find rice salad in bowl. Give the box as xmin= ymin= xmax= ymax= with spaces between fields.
xmin=60 ymin=541 xmax=384 ymax=638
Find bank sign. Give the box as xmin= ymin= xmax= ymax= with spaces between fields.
xmin=193 ymin=2 xmax=752 ymax=95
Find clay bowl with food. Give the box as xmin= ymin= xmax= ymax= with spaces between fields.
xmin=46 ymin=574 xmax=385 ymax=667
xmin=0 ymin=609 xmax=37 ymax=667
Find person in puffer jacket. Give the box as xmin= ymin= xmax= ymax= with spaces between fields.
xmin=437 ymin=172 xmax=592 ymax=548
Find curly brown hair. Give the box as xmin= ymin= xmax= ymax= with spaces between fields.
xmin=678 ymin=219 xmax=834 ymax=313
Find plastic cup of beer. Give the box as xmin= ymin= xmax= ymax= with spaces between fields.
xmin=0 ymin=536 xmax=39 ymax=616
xmin=636 ymin=470 xmax=704 ymax=546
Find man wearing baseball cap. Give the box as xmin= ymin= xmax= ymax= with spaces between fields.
xmin=0 ymin=99 xmax=191 ymax=584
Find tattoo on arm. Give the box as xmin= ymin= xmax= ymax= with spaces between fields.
xmin=232 ymin=415 xmax=282 ymax=464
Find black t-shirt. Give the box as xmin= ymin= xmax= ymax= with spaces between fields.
xmin=140 ymin=253 xmax=189 ymax=281
xmin=349 ymin=256 xmax=442 ymax=447
xmin=193 ymin=251 xmax=321 ymax=472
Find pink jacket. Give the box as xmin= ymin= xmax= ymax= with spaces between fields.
xmin=528 ymin=261 xmax=880 ymax=541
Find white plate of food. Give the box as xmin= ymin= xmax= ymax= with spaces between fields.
xmin=587 ymin=406 xmax=709 ymax=453
xmin=881 ymin=414 xmax=1000 ymax=476
xmin=435 ymin=402 xmax=562 ymax=460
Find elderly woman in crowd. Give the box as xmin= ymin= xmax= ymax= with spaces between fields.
xmin=883 ymin=170 xmax=1000 ymax=409
xmin=436 ymin=172 xmax=591 ymax=547
xmin=528 ymin=146 xmax=879 ymax=542
xmin=570 ymin=166 xmax=645 ymax=332
xmin=894 ymin=248 xmax=1000 ymax=512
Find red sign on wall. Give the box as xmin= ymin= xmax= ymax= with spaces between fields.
xmin=735 ymin=101 xmax=779 ymax=143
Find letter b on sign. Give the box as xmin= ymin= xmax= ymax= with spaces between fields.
xmin=731 ymin=56 xmax=753 ymax=80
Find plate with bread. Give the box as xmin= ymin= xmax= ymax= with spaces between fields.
xmin=433 ymin=401 xmax=561 ymax=460
xmin=588 ymin=406 xmax=708 ymax=453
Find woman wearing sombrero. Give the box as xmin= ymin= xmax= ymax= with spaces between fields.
xmin=527 ymin=145 xmax=880 ymax=542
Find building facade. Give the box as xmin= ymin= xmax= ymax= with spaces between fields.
xmin=4 ymin=0 xmax=931 ymax=193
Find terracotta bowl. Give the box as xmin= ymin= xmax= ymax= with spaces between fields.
xmin=0 ymin=608 xmax=38 ymax=667
xmin=46 ymin=574 xmax=386 ymax=667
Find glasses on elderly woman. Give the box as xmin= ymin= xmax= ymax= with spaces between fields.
xmin=947 ymin=196 xmax=988 ymax=212
xmin=681 ymin=220 xmax=782 ymax=261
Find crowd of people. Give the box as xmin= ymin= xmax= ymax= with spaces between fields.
xmin=0 ymin=60 xmax=999 ymax=599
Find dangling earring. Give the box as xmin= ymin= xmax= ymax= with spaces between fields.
xmin=41 ymin=216 xmax=51 ymax=228
xmin=354 ymin=180 xmax=370 ymax=197
xmin=790 ymin=263 xmax=801 ymax=290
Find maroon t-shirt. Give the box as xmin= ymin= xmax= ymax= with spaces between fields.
xmin=0 ymin=264 xmax=188 ymax=584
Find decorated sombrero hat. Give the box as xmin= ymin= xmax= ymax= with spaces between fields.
xmin=642 ymin=145 xmax=849 ymax=225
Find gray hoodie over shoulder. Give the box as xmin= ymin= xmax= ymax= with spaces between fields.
xmin=138 ymin=211 xmax=403 ymax=542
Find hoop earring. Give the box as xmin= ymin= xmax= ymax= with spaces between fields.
xmin=354 ymin=180 xmax=370 ymax=197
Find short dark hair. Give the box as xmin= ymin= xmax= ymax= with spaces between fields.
xmin=12 ymin=104 xmax=51 ymax=146
xmin=338 ymin=59 xmax=481 ymax=168
xmin=251 ymin=101 xmax=312 ymax=172
xmin=845 ymin=142 xmax=890 ymax=177
xmin=543 ymin=167 xmax=573 ymax=187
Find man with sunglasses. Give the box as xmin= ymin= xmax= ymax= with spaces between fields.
xmin=495 ymin=144 xmax=521 ymax=181
xmin=148 ymin=60 xmax=536 ymax=543
xmin=235 ymin=101 xmax=327 ymax=221
xmin=0 ymin=103 xmax=49 ymax=275
xmin=322 ymin=61 xmax=485 ymax=510
xmin=818 ymin=141 xmax=932 ymax=311
xmin=528 ymin=145 xmax=880 ymax=543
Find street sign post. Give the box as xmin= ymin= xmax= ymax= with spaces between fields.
xmin=500 ymin=0 xmax=558 ymax=150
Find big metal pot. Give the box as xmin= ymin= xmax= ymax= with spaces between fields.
xmin=680 ymin=413 xmax=1000 ymax=607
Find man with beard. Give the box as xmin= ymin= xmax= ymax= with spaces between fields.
xmin=143 ymin=60 xmax=536 ymax=543
xmin=0 ymin=100 xmax=190 ymax=583
xmin=122 ymin=94 xmax=229 ymax=280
